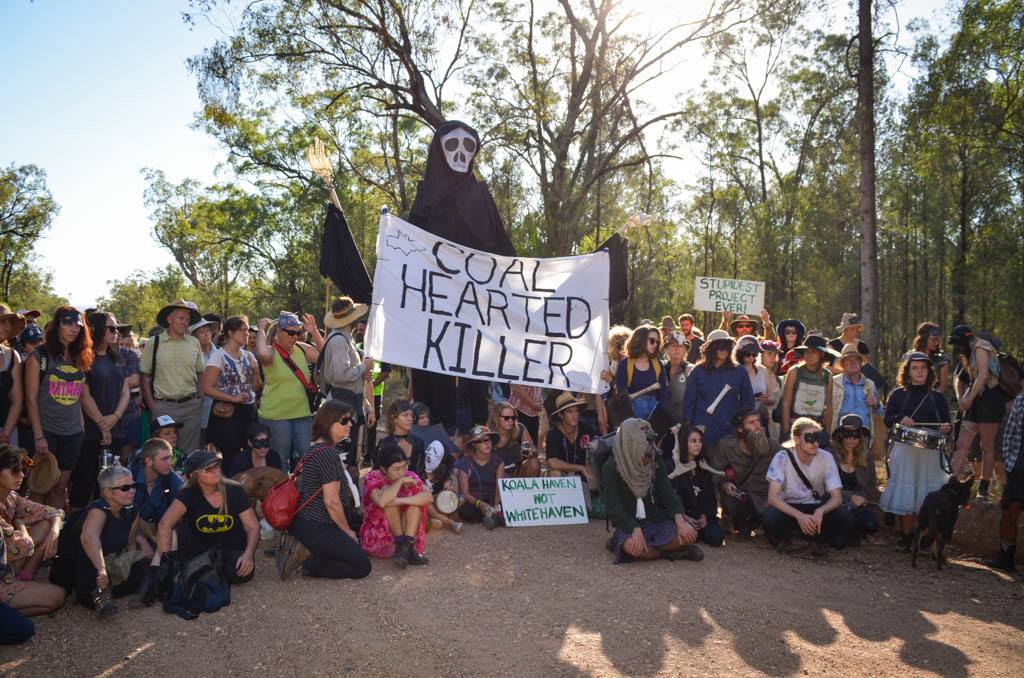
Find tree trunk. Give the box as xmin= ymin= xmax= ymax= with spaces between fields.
xmin=856 ymin=0 xmax=879 ymax=350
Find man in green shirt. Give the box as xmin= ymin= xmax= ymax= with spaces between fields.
xmin=139 ymin=300 xmax=205 ymax=455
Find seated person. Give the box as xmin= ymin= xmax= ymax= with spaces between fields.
xmin=424 ymin=441 xmax=463 ymax=534
xmin=830 ymin=414 xmax=879 ymax=543
xmin=455 ymin=426 xmax=506 ymax=529
xmin=0 ymin=445 xmax=65 ymax=617
xmin=133 ymin=438 xmax=184 ymax=535
xmin=227 ymin=423 xmax=284 ymax=476
xmin=360 ymin=441 xmax=432 ymax=568
xmin=709 ymin=409 xmax=773 ymax=538
xmin=0 ymin=594 xmax=34 ymax=645
xmin=668 ymin=426 xmax=724 ymax=547
xmin=544 ymin=392 xmax=598 ymax=481
xmin=763 ymin=418 xmax=855 ymax=551
xmin=156 ymin=450 xmax=259 ymax=585
xmin=139 ymin=415 xmax=185 ymax=472
xmin=66 ymin=465 xmax=152 ymax=616
xmin=277 ymin=400 xmax=369 ymax=580
xmin=488 ymin=401 xmax=538 ymax=477
xmin=603 ymin=419 xmax=702 ymax=563
xmin=377 ymin=400 xmax=426 ymax=478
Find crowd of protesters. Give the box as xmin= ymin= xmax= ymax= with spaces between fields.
xmin=1 ymin=298 xmax=1021 ymax=645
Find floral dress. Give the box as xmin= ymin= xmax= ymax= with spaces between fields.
xmin=1 ymin=492 xmax=62 ymax=601
xmin=359 ymin=469 xmax=428 ymax=559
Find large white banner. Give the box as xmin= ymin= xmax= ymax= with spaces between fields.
xmin=364 ymin=213 xmax=610 ymax=393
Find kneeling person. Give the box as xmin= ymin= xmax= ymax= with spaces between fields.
xmin=763 ymin=418 xmax=855 ymax=551
xmin=603 ymin=419 xmax=702 ymax=563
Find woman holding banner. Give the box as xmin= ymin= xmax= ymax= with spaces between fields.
xmin=681 ymin=330 xmax=755 ymax=448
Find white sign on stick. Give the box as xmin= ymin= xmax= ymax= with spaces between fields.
xmin=364 ymin=213 xmax=610 ymax=393
xmin=498 ymin=476 xmax=589 ymax=527
xmin=693 ymin=276 xmax=765 ymax=315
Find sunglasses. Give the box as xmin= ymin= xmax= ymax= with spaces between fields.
xmin=281 ymin=329 xmax=303 ymax=337
xmin=251 ymin=438 xmax=271 ymax=448
xmin=840 ymin=430 xmax=862 ymax=439
xmin=735 ymin=324 xmax=755 ymax=330
xmin=801 ymin=432 xmax=820 ymax=444
xmin=500 ymin=414 xmax=516 ymax=421
xmin=648 ymin=337 xmax=660 ymax=344
xmin=106 ymin=325 xmax=119 ymax=332
xmin=111 ymin=484 xmax=137 ymax=493
xmin=59 ymin=316 xmax=82 ymax=326
xmin=784 ymin=329 xmax=798 ymax=335
xmin=337 ymin=416 xmax=352 ymax=425
xmin=4 ymin=465 xmax=30 ymax=476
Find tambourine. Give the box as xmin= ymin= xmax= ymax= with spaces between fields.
xmin=434 ymin=489 xmax=459 ymax=514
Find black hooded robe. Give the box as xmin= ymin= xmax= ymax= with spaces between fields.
xmin=407 ymin=121 xmax=517 ymax=432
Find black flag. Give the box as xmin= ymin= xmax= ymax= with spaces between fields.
xmin=595 ymin=232 xmax=629 ymax=323
xmin=319 ymin=203 xmax=372 ymax=303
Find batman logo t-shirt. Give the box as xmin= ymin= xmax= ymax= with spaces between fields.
xmin=178 ymin=479 xmax=251 ymax=552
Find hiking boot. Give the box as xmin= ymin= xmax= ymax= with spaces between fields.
xmin=977 ymin=479 xmax=990 ymax=501
xmin=92 ymin=587 xmax=118 ymax=618
xmin=777 ymin=538 xmax=810 ymax=554
xmin=276 ymin=535 xmax=309 ymax=580
xmin=483 ymin=514 xmax=505 ymax=530
xmin=663 ymin=544 xmax=704 ymax=562
xmin=408 ymin=549 xmax=430 ymax=566
xmin=985 ymin=544 xmax=1017 ymax=572
xmin=393 ymin=536 xmax=412 ymax=569
xmin=896 ymin=533 xmax=913 ymax=552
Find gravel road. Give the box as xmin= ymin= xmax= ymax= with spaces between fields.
xmin=2 ymin=524 xmax=1022 ymax=677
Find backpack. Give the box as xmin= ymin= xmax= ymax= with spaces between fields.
xmin=996 ymin=352 xmax=1024 ymax=399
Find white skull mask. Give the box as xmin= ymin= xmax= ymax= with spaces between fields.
xmin=440 ymin=128 xmax=477 ymax=173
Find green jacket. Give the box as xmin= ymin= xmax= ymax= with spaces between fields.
xmin=601 ymin=457 xmax=684 ymax=532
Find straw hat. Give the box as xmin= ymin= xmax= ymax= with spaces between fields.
xmin=323 ymin=296 xmax=368 ymax=330
xmin=156 ymin=300 xmax=201 ymax=328
xmin=27 ymin=450 xmax=60 ymax=495
xmin=548 ymin=391 xmax=588 ymax=417
xmin=0 ymin=305 xmax=26 ymax=338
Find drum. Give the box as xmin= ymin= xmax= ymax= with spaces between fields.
xmin=434 ymin=489 xmax=459 ymax=515
xmin=892 ymin=423 xmax=946 ymax=450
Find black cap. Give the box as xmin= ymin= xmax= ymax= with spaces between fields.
xmin=183 ymin=450 xmax=220 ymax=475
xmin=948 ymin=325 xmax=974 ymax=346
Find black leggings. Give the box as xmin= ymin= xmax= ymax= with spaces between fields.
xmin=290 ymin=517 xmax=372 ymax=579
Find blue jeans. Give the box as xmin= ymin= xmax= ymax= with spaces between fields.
xmin=0 ymin=603 xmax=34 ymax=645
xmin=260 ymin=416 xmax=313 ymax=472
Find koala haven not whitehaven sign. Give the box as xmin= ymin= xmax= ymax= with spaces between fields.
xmin=693 ymin=276 xmax=765 ymax=315
xmin=498 ymin=476 xmax=589 ymax=527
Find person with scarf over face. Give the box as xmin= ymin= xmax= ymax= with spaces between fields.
xmin=602 ymin=419 xmax=703 ymax=564
xmin=406 ymin=121 xmax=516 ymax=433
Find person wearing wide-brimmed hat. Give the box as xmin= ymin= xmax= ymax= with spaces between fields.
xmin=779 ymin=334 xmax=837 ymax=444
xmin=828 ymin=313 xmax=864 ymax=353
xmin=681 ymin=329 xmax=754 ymax=449
xmin=719 ymin=309 xmax=777 ymax=341
xmin=455 ymin=425 xmax=507 ymax=528
xmin=255 ymin=310 xmax=323 ymax=472
xmin=0 ymin=445 xmax=66 ymax=618
xmin=319 ymin=296 xmax=372 ymax=464
xmin=0 ymin=306 xmax=25 ymax=449
xmin=544 ymin=392 xmax=598 ymax=482
xmin=829 ymin=343 xmax=883 ymax=445
xmin=139 ymin=301 xmax=206 ymax=457
xmin=829 ymin=414 xmax=879 ymax=543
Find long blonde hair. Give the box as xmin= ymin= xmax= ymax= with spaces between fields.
xmin=186 ymin=470 xmax=228 ymax=516
xmin=487 ymin=401 xmax=521 ymax=448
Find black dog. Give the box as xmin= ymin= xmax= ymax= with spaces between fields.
xmin=912 ymin=475 xmax=974 ymax=570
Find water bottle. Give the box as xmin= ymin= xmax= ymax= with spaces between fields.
xmin=100 ymin=449 xmax=114 ymax=470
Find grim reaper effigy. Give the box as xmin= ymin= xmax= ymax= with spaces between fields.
xmin=407 ymin=121 xmax=517 ymax=432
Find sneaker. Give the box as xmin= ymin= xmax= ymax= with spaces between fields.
xmin=284 ymin=541 xmax=310 ymax=579
xmin=449 ymin=521 xmax=464 ymax=535
xmin=275 ymin=535 xmax=309 ymax=580
xmin=92 ymin=587 xmax=118 ymax=618
xmin=483 ymin=514 xmax=505 ymax=530
xmin=408 ymin=550 xmax=430 ymax=566
xmin=777 ymin=538 xmax=810 ymax=554
xmin=664 ymin=544 xmax=704 ymax=561
xmin=977 ymin=480 xmax=990 ymax=501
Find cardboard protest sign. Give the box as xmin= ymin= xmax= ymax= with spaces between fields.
xmin=693 ymin=276 xmax=765 ymax=314
xmin=498 ymin=476 xmax=589 ymax=527
xmin=364 ymin=213 xmax=610 ymax=393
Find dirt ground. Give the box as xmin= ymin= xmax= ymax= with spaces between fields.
xmin=2 ymin=522 xmax=1023 ymax=678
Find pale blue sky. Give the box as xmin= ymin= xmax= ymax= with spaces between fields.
xmin=1 ymin=0 xmax=949 ymax=309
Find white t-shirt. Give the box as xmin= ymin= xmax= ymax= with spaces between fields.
xmin=766 ymin=449 xmax=841 ymax=505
